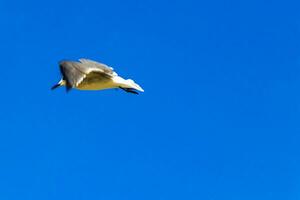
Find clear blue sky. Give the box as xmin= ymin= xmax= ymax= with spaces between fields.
xmin=0 ymin=0 xmax=299 ymax=199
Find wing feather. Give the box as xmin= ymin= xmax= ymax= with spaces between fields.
xmin=79 ymin=58 xmax=117 ymax=76
xmin=59 ymin=59 xmax=117 ymax=89
xmin=59 ymin=61 xmax=87 ymax=89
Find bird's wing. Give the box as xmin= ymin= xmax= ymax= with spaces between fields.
xmin=79 ymin=58 xmax=117 ymax=76
xmin=59 ymin=61 xmax=88 ymax=89
xmin=59 ymin=60 xmax=115 ymax=89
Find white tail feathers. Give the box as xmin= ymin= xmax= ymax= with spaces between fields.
xmin=126 ymin=79 xmax=144 ymax=92
xmin=113 ymin=76 xmax=144 ymax=92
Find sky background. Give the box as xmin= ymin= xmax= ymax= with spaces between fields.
xmin=0 ymin=0 xmax=299 ymax=199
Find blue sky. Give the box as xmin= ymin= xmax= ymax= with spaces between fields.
xmin=0 ymin=0 xmax=299 ymax=199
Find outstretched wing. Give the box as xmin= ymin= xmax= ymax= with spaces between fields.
xmin=79 ymin=58 xmax=117 ymax=76
xmin=59 ymin=61 xmax=87 ymax=91
xmin=59 ymin=59 xmax=116 ymax=91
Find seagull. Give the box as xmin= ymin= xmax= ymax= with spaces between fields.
xmin=51 ymin=58 xmax=144 ymax=94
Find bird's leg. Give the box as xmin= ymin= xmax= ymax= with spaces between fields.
xmin=119 ymin=87 xmax=139 ymax=94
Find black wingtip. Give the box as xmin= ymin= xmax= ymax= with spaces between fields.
xmin=51 ymin=83 xmax=61 ymax=90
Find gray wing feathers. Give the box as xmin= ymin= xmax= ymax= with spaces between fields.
xmin=59 ymin=59 xmax=117 ymax=89
xmin=79 ymin=58 xmax=117 ymax=76
xmin=59 ymin=61 xmax=87 ymax=88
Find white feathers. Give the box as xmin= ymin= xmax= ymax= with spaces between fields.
xmin=54 ymin=58 xmax=144 ymax=93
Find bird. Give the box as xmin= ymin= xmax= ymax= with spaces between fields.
xmin=51 ymin=58 xmax=144 ymax=94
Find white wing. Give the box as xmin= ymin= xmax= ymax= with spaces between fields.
xmin=59 ymin=59 xmax=119 ymax=89
xmin=79 ymin=58 xmax=118 ymax=76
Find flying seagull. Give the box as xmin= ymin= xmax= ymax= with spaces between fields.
xmin=51 ymin=58 xmax=144 ymax=94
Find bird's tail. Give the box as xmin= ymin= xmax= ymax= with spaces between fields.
xmin=115 ymin=77 xmax=144 ymax=94
xmin=125 ymin=79 xmax=144 ymax=92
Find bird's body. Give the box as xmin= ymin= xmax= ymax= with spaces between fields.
xmin=52 ymin=59 xmax=144 ymax=94
xmin=77 ymin=78 xmax=115 ymax=90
